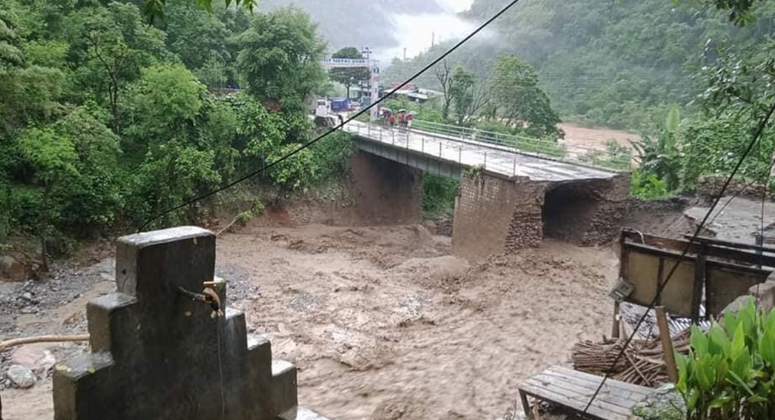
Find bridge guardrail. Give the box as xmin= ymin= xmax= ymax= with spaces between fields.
xmin=343 ymin=120 xmax=631 ymax=177
xmin=409 ymin=120 xmax=632 ymax=171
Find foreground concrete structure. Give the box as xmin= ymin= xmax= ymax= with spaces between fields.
xmin=53 ymin=227 xmax=322 ymax=420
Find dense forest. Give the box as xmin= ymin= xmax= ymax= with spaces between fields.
xmin=384 ymin=0 xmax=774 ymax=132
xmin=383 ymin=0 xmax=775 ymax=199
xmin=1 ymin=0 xmax=773 ymax=260
xmin=0 ymin=0 xmax=352 ymax=258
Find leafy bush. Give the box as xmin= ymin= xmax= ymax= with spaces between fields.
xmin=310 ymin=131 xmax=355 ymax=184
xmin=676 ymin=300 xmax=775 ymax=420
xmin=631 ymin=169 xmax=669 ymax=199
xmin=423 ymin=174 xmax=458 ymax=219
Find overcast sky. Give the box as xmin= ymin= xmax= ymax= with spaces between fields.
xmin=437 ymin=0 xmax=476 ymax=13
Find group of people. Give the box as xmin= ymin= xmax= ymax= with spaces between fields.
xmin=381 ymin=109 xmax=413 ymax=129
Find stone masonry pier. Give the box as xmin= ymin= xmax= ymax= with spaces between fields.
xmin=452 ymin=172 xmax=630 ymax=261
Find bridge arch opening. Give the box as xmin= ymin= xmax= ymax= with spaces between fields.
xmin=542 ymin=181 xmax=601 ymax=242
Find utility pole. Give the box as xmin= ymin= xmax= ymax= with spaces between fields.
xmin=431 ymin=32 xmax=435 ymax=48
xmin=360 ymin=47 xmax=379 ymax=122
xmin=403 ymin=48 xmax=407 ymax=61
xmin=361 ymin=47 xmax=372 ymax=61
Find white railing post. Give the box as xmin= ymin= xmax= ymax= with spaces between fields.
xmin=439 ymin=142 xmax=442 ymax=159
xmin=484 ymin=151 xmax=487 ymax=170
xmin=422 ymin=136 xmax=425 ymax=154
xmin=513 ymin=153 xmax=517 ymax=177
xmin=459 ymin=147 xmax=462 ymax=164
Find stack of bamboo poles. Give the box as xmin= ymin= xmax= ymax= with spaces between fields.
xmin=571 ymin=329 xmax=690 ymax=387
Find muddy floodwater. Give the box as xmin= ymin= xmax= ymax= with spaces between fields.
xmin=1 ymin=224 xmax=619 ymax=419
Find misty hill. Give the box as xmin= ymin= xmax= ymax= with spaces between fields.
xmin=385 ymin=0 xmax=773 ymax=131
xmin=260 ymin=0 xmax=446 ymax=51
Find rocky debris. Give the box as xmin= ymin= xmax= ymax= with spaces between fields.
xmin=723 ymin=275 xmax=775 ymax=315
xmin=0 ymin=253 xmax=37 ymax=283
xmin=632 ymin=384 xmax=684 ymax=420
xmin=696 ymin=175 xmax=768 ymax=201
xmin=10 ymin=344 xmax=56 ymax=375
xmin=6 ymin=365 xmax=36 ymax=389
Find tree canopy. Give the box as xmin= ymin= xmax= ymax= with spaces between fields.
xmin=0 ymin=0 xmax=352 ymax=254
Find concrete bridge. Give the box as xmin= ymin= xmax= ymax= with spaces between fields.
xmin=341 ymin=120 xmax=631 ymax=260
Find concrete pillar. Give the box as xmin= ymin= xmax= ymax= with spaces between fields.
xmin=53 ymin=227 xmax=274 ymax=420
xmin=349 ymin=151 xmax=423 ymax=225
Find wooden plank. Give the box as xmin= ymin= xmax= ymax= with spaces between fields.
xmin=519 ymin=383 xmax=628 ymax=420
xmin=655 ymin=306 xmax=678 ymax=383
xmin=624 ymin=242 xmax=774 ymax=275
xmin=519 ymin=390 xmax=531 ymax=420
xmin=528 ymin=374 xmax=641 ymax=409
xmin=629 ymin=231 xmax=775 ymax=267
xmin=540 ymin=368 xmax=647 ymax=398
xmin=692 ymin=246 xmax=706 ymax=322
xmin=548 ymin=366 xmax=653 ymax=397
xmin=684 ymin=234 xmax=775 ymax=254
xmin=537 ymin=371 xmax=646 ymax=403
xmin=522 ymin=379 xmax=633 ymax=417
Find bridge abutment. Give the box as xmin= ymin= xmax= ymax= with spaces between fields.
xmin=452 ymin=172 xmax=630 ymax=260
xmin=453 ymin=174 xmax=548 ymax=261
xmin=349 ymin=150 xmax=424 ymax=225
xmin=542 ymin=173 xmax=630 ymax=245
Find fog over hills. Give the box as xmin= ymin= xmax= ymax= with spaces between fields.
xmin=260 ymin=0 xmax=475 ymax=61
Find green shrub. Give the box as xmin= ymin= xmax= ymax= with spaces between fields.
xmin=423 ymin=174 xmax=458 ymax=219
xmin=676 ymin=300 xmax=775 ymax=420
xmin=631 ymin=169 xmax=668 ymax=199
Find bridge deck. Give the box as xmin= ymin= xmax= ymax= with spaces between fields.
xmin=344 ymin=121 xmax=618 ymax=182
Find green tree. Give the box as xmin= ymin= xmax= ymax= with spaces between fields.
xmin=66 ymin=2 xmax=169 ymax=133
xmin=124 ymin=63 xmax=206 ymax=145
xmin=450 ymin=66 xmax=475 ymax=126
xmin=163 ymin=0 xmax=230 ymax=71
xmin=491 ymin=54 xmax=562 ymax=138
xmin=52 ymin=107 xmax=123 ymax=235
xmin=328 ymin=47 xmax=369 ymax=99
xmin=632 ymin=106 xmax=683 ymax=191
xmin=18 ymin=128 xmax=78 ymax=269
xmin=236 ymin=7 xmax=326 ymax=110
xmin=0 ymin=3 xmax=24 ymax=69
xmin=141 ymin=0 xmax=256 ymax=23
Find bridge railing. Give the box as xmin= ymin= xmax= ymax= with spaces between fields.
xmin=344 ymin=119 xmax=633 ymax=173
xmin=408 ymin=120 xmax=632 ymax=171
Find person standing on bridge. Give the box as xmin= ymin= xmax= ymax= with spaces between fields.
xmin=388 ymin=113 xmax=396 ymax=128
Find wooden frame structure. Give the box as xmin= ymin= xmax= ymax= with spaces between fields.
xmin=617 ymin=229 xmax=775 ymax=322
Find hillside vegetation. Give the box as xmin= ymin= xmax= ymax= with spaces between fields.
xmin=0 ymin=0 xmax=351 ymax=258
xmin=385 ymin=0 xmax=774 ymax=132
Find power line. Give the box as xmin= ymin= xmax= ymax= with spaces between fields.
xmin=583 ymin=99 xmax=775 ymax=413
xmin=138 ymin=0 xmax=527 ymax=231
